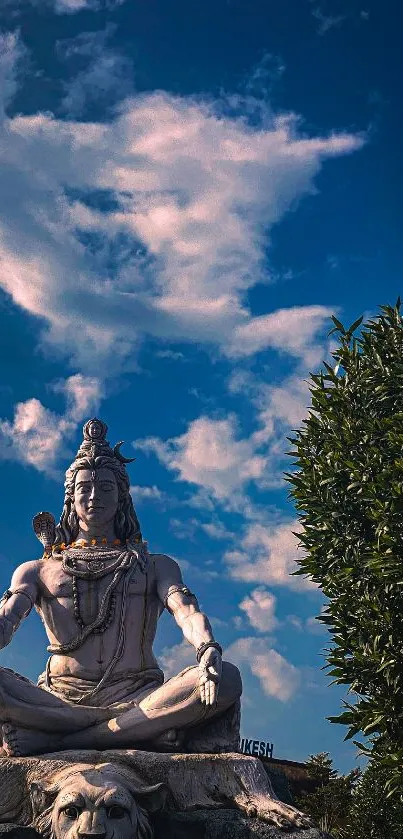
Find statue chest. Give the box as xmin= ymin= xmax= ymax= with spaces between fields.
xmin=39 ymin=558 xmax=156 ymax=626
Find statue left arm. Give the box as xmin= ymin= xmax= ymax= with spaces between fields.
xmin=155 ymin=554 xmax=222 ymax=706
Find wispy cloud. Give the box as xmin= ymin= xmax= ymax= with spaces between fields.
xmin=239 ymin=588 xmax=279 ymax=633
xmin=308 ymin=1 xmax=369 ymax=36
xmin=130 ymin=484 xmax=165 ymax=503
xmin=52 ymin=0 xmax=124 ymax=13
xmin=225 ymin=520 xmax=317 ymax=592
xmin=135 ymin=416 xmax=267 ymax=501
xmin=54 ymin=0 xmax=100 ymax=11
xmin=311 ymin=5 xmax=345 ymax=35
xmin=134 ymin=365 xmax=317 ymax=507
xmin=0 ymin=31 xmax=364 ymax=375
xmin=227 ymin=636 xmax=301 ymax=701
xmin=158 ymin=639 xmax=195 ymax=678
xmin=56 ymin=27 xmax=133 ymax=117
xmin=159 ymin=634 xmax=301 ymax=702
xmin=227 ymin=305 xmax=334 ymax=364
xmin=0 ymin=374 xmax=102 ymax=474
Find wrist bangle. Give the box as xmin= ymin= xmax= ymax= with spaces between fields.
xmin=196 ymin=641 xmax=223 ymax=663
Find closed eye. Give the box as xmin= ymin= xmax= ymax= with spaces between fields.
xmin=106 ymin=805 xmax=128 ymax=820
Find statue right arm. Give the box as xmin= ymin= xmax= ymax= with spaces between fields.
xmin=0 ymin=561 xmax=39 ymax=650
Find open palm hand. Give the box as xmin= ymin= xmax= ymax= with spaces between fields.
xmin=198 ymin=647 xmax=222 ymax=706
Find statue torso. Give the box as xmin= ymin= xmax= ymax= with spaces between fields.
xmin=36 ymin=550 xmax=163 ymax=682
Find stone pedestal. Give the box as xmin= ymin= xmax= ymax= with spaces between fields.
xmin=153 ymin=810 xmax=331 ymax=838
xmin=0 ymin=750 xmax=329 ymax=837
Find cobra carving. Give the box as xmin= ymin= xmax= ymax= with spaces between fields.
xmin=0 ymin=418 xmax=312 ymax=831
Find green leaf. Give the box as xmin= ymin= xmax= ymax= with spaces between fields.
xmin=331 ymin=315 xmax=347 ymax=334
xmin=346 ymin=315 xmax=364 ymax=335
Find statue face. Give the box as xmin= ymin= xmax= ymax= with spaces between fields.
xmin=74 ymin=468 xmax=119 ymax=533
xmin=51 ymin=773 xmax=138 ymax=839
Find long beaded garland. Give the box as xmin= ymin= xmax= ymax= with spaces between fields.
xmin=69 ymin=555 xmax=117 ymax=632
xmin=48 ymin=549 xmax=136 ymax=653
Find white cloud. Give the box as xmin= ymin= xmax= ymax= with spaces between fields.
xmin=311 ymin=7 xmax=345 ymax=35
xmin=227 ymin=369 xmax=321 ymax=487
xmin=239 ymin=587 xmax=279 ymax=633
xmin=178 ymin=557 xmax=220 ymax=581
xmin=0 ymin=374 xmax=102 ymax=473
xmin=158 ymin=639 xmax=197 ymax=678
xmin=159 ymin=635 xmax=300 ymax=702
xmin=0 ymin=31 xmax=25 ymax=112
xmin=285 ymin=607 xmax=328 ymax=635
xmin=54 ymin=373 xmax=103 ymax=422
xmin=130 ymin=484 xmax=164 ymax=502
xmin=53 ymin=0 xmax=121 ymax=12
xmin=227 ymin=305 xmax=334 ymax=362
xmin=56 ymin=28 xmax=133 ymax=117
xmin=0 ymin=31 xmax=364 ymax=374
xmin=225 ymin=520 xmax=317 ymax=592
xmin=252 ymin=373 xmax=312 ymax=447
xmin=226 ymin=636 xmax=300 ymax=701
xmin=155 ymin=349 xmax=185 ymax=361
xmin=54 ymin=0 xmax=98 ymax=10
xmin=199 ymin=520 xmax=233 ymax=541
xmin=136 ymin=416 xmax=267 ymax=501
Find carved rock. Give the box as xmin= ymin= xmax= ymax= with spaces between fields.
xmin=184 ymin=699 xmax=241 ymax=753
xmin=0 ymin=750 xmax=327 ymax=837
xmin=153 ymin=810 xmax=332 ymax=838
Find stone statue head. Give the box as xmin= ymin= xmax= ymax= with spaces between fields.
xmin=30 ymin=762 xmax=167 ymax=839
xmin=54 ymin=419 xmax=142 ymax=548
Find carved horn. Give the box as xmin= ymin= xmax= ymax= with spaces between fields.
xmin=127 ymin=782 xmax=168 ymax=812
xmin=113 ymin=441 xmax=136 ymax=464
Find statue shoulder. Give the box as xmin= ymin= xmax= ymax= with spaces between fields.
xmin=150 ymin=553 xmax=182 ymax=583
xmin=150 ymin=552 xmax=179 ymax=568
xmin=9 ymin=559 xmax=41 ymax=598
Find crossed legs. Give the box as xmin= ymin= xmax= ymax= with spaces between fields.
xmin=1 ymin=662 xmax=242 ymax=756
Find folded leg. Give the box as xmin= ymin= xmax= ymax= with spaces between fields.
xmin=59 ymin=661 xmax=242 ymax=750
xmin=0 ymin=667 xmax=116 ymax=733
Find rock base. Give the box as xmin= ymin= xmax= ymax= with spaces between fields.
xmin=153 ymin=809 xmax=330 ymax=838
xmin=0 ymin=813 xmax=331 ymax=839
xmin=0 ymin=749 xmax=321 ymax=834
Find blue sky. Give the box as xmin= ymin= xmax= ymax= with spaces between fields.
xmin=0 ymin=0 xmax=401 ymax=774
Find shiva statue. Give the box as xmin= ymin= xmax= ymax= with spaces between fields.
xmin=0 ymin=419 xmax=242 ymax=757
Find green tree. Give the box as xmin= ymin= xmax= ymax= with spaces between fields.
xmin=295 ymin=753 xmax=358 ymax=835
xmin=286 ymin=301 xmax=403 ymax=798
xmin=339 ymin=758 xmax=403 ymax=839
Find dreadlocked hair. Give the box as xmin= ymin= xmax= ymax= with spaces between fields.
xmin=54 ymin=452 xmax=142 ymax=548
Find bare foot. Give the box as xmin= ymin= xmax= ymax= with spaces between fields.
xmin=1 ymin=723 xmax=61 ymax=757
xmin=151 ymin=728 xmax=185 ymax=752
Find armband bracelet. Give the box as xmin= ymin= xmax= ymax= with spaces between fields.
xmin=9 ymin=589 xmax=35 ymax=612
xmin=164 ymin=585 xmax=196 ymax=613
xmin=196 ymin=641 xmax=223 ymax=663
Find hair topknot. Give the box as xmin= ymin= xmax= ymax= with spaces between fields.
xmin=54 ymin=419 xmax=142 ymax=548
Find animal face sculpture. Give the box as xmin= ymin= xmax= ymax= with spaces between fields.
xmin=31 ymin=763 xmax=166 ymax=839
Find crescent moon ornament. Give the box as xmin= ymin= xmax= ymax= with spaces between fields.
xmin=113 ymin=441 xmax=136 ymax=464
